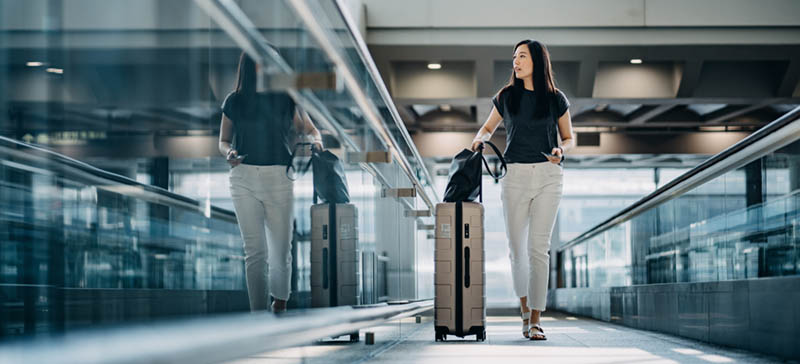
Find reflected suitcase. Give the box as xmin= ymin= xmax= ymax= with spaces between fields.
xmin=434 ymin=201 xmax=486 ymax=341
xmin=310 ymin=203 xmax=361 ymax=308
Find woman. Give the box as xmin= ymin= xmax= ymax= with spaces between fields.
xmin=471 ymin=40 xmax=573 ymax=340
xmin=219 ymin=52 xmax=323 ymax=313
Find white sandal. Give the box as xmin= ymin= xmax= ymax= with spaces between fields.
xmin=528 ymin=323 xmax=546 ymax=341
xmin=521 ymin=310 xmax=531 ymax=339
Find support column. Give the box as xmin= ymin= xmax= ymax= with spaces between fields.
xmin=744 ymin=159 xmax=765 ymax=277
xmin=147 ymin=157 xmax=170 ymax=288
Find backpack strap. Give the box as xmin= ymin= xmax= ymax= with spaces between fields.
xmin=479 ymin=141 xmax=507 ymax=182
xmin=286 ymin=142 xmax=314 ymax=180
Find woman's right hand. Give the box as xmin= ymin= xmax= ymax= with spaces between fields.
xmin=226 ymin=149 xmax=242 ymax=167
xmin=471 ymin=139 xmax=484 ymax=152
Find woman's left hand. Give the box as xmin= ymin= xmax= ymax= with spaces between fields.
xmin=546 ymin=147 xmax=562 ymax=164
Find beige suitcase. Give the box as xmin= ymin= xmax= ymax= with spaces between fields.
xmin=434 ymin=201 xmax=486 ymax=341
xmin=310 ymin=203 xmax=360 ymax=308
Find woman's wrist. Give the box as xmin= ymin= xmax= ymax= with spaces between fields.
xmin=309 ymin=131 xmax=322 ymax=142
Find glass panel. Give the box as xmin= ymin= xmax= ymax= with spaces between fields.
xmin=0 ymin=0 xmax=250 ymax=336
xmin=0 ymin=0 xmax=437 ymax=348
xmin=560 ymin=137 xmax=800 ymax=288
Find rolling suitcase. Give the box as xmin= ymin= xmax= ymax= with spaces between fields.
xmin=434 ymin=201 xmax=486 ymax=341
xmin=434 ymin=141 xmax=504 ymax=342
xmin=304 ymin=145 xmax=360 ymax=341
xmin=310 ymin=202 xmax=360 ymax=342
xmin=310 ymin=202 xmax=360 ymax=308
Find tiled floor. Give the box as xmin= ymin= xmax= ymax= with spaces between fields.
xmin=226 ymin=312 xmax=785 ymax=363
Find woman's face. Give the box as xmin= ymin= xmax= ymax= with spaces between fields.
xmin=513 ymin=44 xmax=533 ymax=79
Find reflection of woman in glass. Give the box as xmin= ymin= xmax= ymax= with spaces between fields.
xmin=219 ymin=52 xmax=323 ymax=313
xmin=471 ymin=40 xmax=573 ymax=340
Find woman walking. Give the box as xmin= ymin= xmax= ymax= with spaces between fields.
xmin=219 ymin=52 xmax=323 ymax=313
xmin=471 ymin=39 xmax=574 ymax=340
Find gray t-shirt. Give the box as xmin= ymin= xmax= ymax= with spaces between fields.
xmin=222 ymin=91 xmax=295 ymax=166
xmin=492 ymin=89 xmax=570 ymax=164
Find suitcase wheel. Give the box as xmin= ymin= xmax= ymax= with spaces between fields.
xmin=476 ymin=330 xmax=486 ymax=342
xmin=434 ymin=328 xmax=446 ymax=342
xmin=349 ymin=333 xmax=359 ymax=342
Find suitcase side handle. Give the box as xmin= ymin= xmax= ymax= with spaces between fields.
xmin=322 ymin=247 xmax=329 ymax=289
xmin=464 ymin=246 xmax=471 ymax=288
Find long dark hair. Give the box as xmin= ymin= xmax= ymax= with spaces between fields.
xmin=497 ymin=39 xmax=557 ymax=118
xmin=233 ymin=52 xmax=258 ymax=114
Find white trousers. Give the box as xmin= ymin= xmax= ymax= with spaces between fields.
xmin=229 ymin=164 xmax=294 ymax=311
xmin=500 ymin=162 xmax=563 ymax=311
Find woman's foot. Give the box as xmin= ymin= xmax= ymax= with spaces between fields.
xmin=519 ymin=297 xmax=530 ymax=339
xmin=528 ymin=323 xmax=546 ymax=340
xmin=521 ymin=309 xmax=531 ymax=339
xmin=271 ymin=298 xmax=287 ymax=313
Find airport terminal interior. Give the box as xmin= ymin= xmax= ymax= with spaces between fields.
xmin=1 ymin=0 xmax=799 ymax=363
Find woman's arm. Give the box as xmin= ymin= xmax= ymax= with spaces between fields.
xmin=293 ymin=107 xmax=323 ymax=150
xmin=471 ymin=106 xmax=503 ymax=151
xmin=547 ymin=110 xmax=574 ymax=163
xmin=219 ymin=114 xmax=241 ymax=166
xmin=557 ymin=110 xmax=574 ymax=152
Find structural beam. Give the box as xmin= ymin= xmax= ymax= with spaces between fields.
xmin=628 ymin=104 xmax=677 ymax=125
xmin=703 ymin=100 xmax=778 ymax=124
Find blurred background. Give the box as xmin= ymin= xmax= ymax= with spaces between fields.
xmin=0 ymin=0 xmax=799 ymax=362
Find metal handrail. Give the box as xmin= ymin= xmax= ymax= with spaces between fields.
xmin=332 ymin=0 xmax=440 ymax=203
xmin=284 ymin=0 xmax=437 ymax=213
xmin=195 ymin=0 xmax=435 ymax=215
xmin=0 ymin=136 xmax=237 ymax=223
xmin=0 ymin=299 xmax=433 ymax=364
xmin=296 ymin=89 xmax=417 ymax=212
xmin=559 ymin=106 xmax=800 ymax=252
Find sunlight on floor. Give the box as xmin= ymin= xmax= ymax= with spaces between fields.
xmin=489 ymin=325 xmax=590 ymax=335
xmin=699 ymin=354 xmax=734 ymax=363
xmin=414 ymin=345 xmax=680 ymax=364
xmin=223 ymin=316 xmax=767 ymax=364
xmin=673 ymin=348 xmax=705 ymax=355
xmin=672 ymin=348 xmax=734 ymax=363
xmin=486 ymin=316 xmax=557 ymax=323
xmin=226 ymin=344 xmax=349 ymax=364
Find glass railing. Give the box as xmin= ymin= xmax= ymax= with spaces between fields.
xmin=193 ymin=0 xmax=439 ymax=303
xmin=0 ymin=0 xmax=438 ymax=342
xmin=556 ymin=108 xmax=800 ymax=288
xmin=194 ymin=0 xmax=438 ymax=212
xmin=0 ymin=136 xmax=245 ymax=336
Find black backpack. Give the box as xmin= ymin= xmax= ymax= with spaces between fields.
xmin=286 ymin=143 xmax=350 ymax=204
xmin=443 ymin=141 xmax=506 ymax=203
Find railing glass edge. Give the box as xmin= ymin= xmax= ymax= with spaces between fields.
xmin=559 ymin=106 xmax=800 ymax=253
xmin=0 ymin=135 xmax=236 ymax=221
